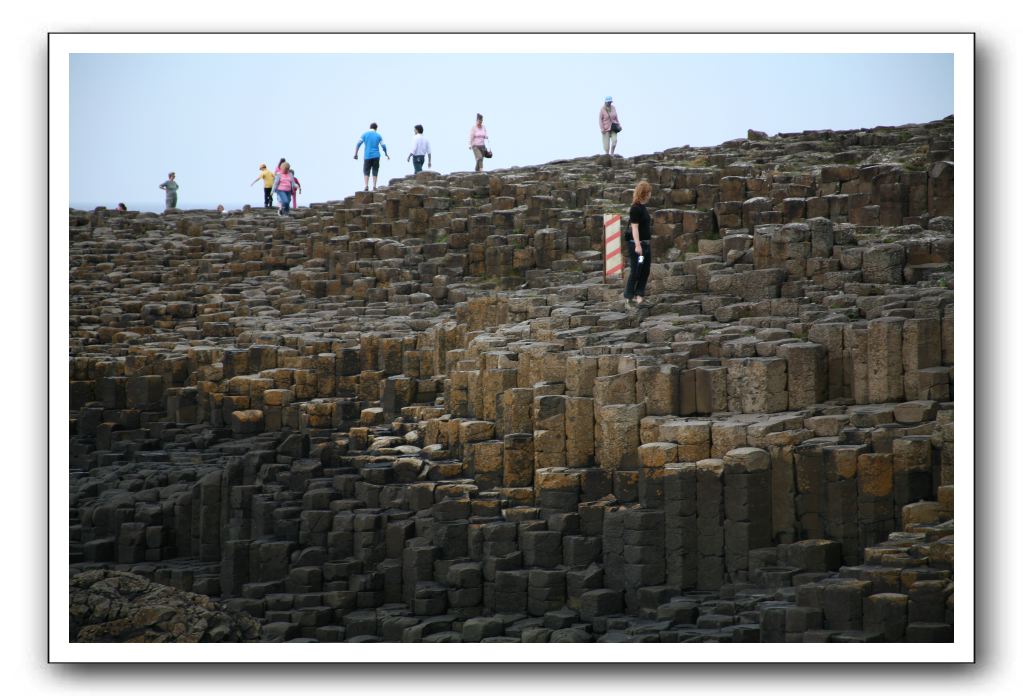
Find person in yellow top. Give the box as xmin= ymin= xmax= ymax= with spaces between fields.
xmin=250 ymin=164 xmax=275 ymax=208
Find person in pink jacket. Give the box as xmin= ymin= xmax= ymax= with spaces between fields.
xmin=271 ymin=162 xmax=298 ymax=216
xmin=599 ymin=96 xmax=622 ymax=155
xmin=468 ymin=113 xmax=489 ymax=172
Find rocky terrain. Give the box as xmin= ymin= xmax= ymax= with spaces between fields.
xmin=67 ymin=116 xmax=955 ymax=643
xmin=70 ymin=569 xmax=261 ymax=642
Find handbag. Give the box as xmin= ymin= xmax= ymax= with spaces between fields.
xmin=611 ymin=122 xmax=622 ymax=133
xmin=483 ymin=145 xmax=493 ymax=158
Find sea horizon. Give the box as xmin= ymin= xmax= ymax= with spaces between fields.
xmin=70 ymin=201 xmax=284 ymax=214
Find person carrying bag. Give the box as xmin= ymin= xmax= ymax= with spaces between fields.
xmin=469 ymin=113 xmax=490 ymax=171
xmin=600 ymin=96 xmax=622 ymax=155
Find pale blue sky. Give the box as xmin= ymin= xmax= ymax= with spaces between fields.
xmin=69 ymin=53 xmax=952 ymax=211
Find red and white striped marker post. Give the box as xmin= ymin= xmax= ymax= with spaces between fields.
xmin=603 ymin=213 xmax=623 ymax=281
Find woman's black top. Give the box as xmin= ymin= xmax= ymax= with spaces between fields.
xmin=629 ymin=202 xmax=651 ymax=241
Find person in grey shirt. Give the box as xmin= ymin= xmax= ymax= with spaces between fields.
xmin=159 ymin=172 xmax=179 ymax=210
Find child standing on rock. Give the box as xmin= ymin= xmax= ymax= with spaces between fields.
xmin=250 ymin=164 xmax=275 ymax=208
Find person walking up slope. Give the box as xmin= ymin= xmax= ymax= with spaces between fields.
xmin=354 ymin=122 xmax=390 ymax=191
xmin=599 ymin=96 xmax=622 ymax=155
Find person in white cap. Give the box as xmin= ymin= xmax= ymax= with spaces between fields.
xmin=599 ymin=96 xmax=622 ymax=155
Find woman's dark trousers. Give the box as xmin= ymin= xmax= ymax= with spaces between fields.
xmin=624 ymin=239 xmax=651 ymax=299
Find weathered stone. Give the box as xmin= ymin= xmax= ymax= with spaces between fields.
xmin=564 ymin=397 xmax=595 ymax=468
xmin=726 ymin=358 xmax=788 ymax=413
xmin=66 ymin=116 xmax=955 ymax=644
xmin=71 ymin=570 xmax=260 ymax=642
xmin=868 ymin=318 xmax=905 ymax=403
xmin=778 ymin=342 xmax=827 ymax=409
xmin=597 ymin=403 xmax=645 ymax=472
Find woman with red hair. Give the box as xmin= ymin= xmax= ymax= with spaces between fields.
xmin=625 ymin=180 xmax=653 ymax=305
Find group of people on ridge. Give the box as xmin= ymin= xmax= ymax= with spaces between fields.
xmin=159 ymin=99 xmax=621 ymax=212
xmin=250 ymin=158 xmax=302 ymax=216
xmin=152 ymin=98 xmax=621 ymax=212
xmin=345 ymin=101 xmax=614 ymax=187
xmin=151 ymin=98 xmax=642 ymax=305
xmin=349 ymin=115 xmax=488 ymax=189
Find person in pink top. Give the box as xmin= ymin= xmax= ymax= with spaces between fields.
xmin=271 ymin=162 xmax=298 ymax=216
xmin=468 ymin=113 xmax=489 ymax=172
xmin=599 ymin=96 xmax=622 ymax=155
xmin=272 ymin=158 xmax=286 ymax=211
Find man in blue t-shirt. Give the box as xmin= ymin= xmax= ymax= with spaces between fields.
xmin=353 ymin=122 xmax=390 ymax=192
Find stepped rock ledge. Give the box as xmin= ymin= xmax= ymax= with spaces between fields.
xmin=68 ymin=117 xmax=956 ymax=644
